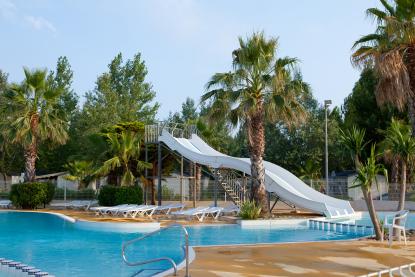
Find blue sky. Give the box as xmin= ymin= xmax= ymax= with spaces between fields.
xmin=0 ymin=0 xmax=380 ymax=119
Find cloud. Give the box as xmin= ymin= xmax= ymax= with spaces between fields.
xmin=0 ymin=0 xmax=16 ymax=20
xmin=24 ymin=15 xmax=56 ymax=33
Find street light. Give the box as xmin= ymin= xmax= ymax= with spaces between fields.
xmin=324 ymin=100 xmax=332 ymax=193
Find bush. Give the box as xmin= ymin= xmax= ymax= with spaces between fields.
xmin=10 ymin=182 xmax=53 ymax=209
xmin=239 ymin=201 xmax=262 ymax=220
xmin=98 ymin=185 xmax=143 ymax=206
xmin=45 ymin=183 xmax=56 ymax=206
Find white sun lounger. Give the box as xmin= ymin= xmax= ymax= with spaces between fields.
xmin=155 ymin=203 xmax=185 ymax=215
xmin=221 ymin=204 xmax=240 ymax=215
xmin=91 ymin=204 xmax=132 ymax=216
xmin=0 ymin=200 xmax=12 ymax=209
xmin=172 ymin=206 xmax=223 ymax=222
xmin=122 ymin=205 xmax=157 ymax=218
xmin=109 ymin=205 xmax=146 ymax=216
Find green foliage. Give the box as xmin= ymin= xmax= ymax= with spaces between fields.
xmin=64 ymin=160 xmax=96 ymax=189
xmin=239 ymin=201 xmax=262 ymax=220
xmin=339 ymin=126 xmax=369 ymax=169
xmin=97 ymin=185 xmax=143 ymax=206
xmin=298 ymin=158 xmax=322 ymax=180
xmin=95 ymin=130 xmax=151 ymax=186
xmin=351 ymin=145 xmax=388 ymax=192
xmin=342 ymin=68 xmax=404 ymax=143
xmin=81 ymin=52 xmax=159 ymax=134
xmin=10 ymin=182 xmax=53 ymax=209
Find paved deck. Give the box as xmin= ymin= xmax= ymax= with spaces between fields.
xmin=176 ymin=241 xmax=415 ymax=276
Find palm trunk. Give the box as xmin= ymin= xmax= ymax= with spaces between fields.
xmin=397 ymin=160 xmax=407 ymax=211
xmin=24 ymin=114 xmax=39 ymax=183
xmin=196 ymin=165 xmax=201 ymax=202
xmin=247 ymin=110 xmax=268 ymax=215
xmin=363 ymin=189 xmax=382 ymax=240
xmin=406 ymin=45 xmax=415 ymax=136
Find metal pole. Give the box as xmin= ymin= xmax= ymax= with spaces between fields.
xmin=193 ymin=163 xmax=196 ymax=208
xmin=180 ymin=156 xmax=184 ymax=204
xmin=157 ymin=142 xmax=162 ymax=206
xmin=144 ymin=144 xmax=148 ymax=205
xmin=214 ymin=171 xmax=218 ymax=207
xmin=324 ymin=101 xmax=330 ymax=193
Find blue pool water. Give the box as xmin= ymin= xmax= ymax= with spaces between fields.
xmin=0 ymin=212 xmax=366 ymax=277
xmin=339 ymin=212 xmax=415 ymax=229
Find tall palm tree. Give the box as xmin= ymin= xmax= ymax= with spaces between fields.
xmin=201 ymin=32 xmax=309 ymax=210
xmin=381 ymin=118 xmax=415 ymax=210
xmin=352 ymin=144 xmax=388 ymax=240
xmin=96 ymin=130 xmax=151 ymax=186
xmin=339 ymin=126 xmax=370 ymax=170
xmin=352 ymin=0 xmax=415 ymax=133
xmin=1 ymin=68 xmax=68 ymax=182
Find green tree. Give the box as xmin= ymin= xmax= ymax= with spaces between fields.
xmin=1 ymin=68 xmax=68 ymax=181
xmin=339 ymin=126 xmax=370 ymax=170
xmin=37 ymin=57 xmax=79 ymax=173
xmin=96 ymin=130 xmax=151 ymax=186
xmin=181 ymin=97 xmax=198 ymax=123
xmin=82 ymin=53 xmax=159 ymax=134
xmin=201 ymin=32 xmax=308 ymax=211
xmin=352 ymin=144 xmax=387 ymax=240
xmin=381 ymin=118 xmax=415 ymax=211
xmin=64 ymin=160 xmax=96 ymax=189
xmin=343 ymin=68 xmax=405 ymax=143
xmin=352 ymin=0 xmax=415 ymax=134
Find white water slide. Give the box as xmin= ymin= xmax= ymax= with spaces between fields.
xmin=159 ymin=130 xmax=354 ymax=218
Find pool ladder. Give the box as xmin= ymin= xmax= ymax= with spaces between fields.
xmin=122 ymin=223 xmax=190 ymax=277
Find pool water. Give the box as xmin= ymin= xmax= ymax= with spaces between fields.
xmin=338 ymin=212 xmax=415 ymax=229
xmin=0 ymin=212 xmax=366 ymax=277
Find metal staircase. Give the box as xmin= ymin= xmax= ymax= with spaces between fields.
xmin=216 ymin=169 xmax=247 ymax=206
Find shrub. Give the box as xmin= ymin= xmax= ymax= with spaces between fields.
xmin=10 ymin=182 xmax=52 ymax=209
xmin=98 ymin=185 xmax=118 ymax=206
xmin=98 ymin=185 xmax=143 ymax=206
xmin=45 ymin=182 xmax=56 ymax=206
xmin=239 ymin=201 xmax=262 ymax=220
xmin=114 ymin=186 xmax=143 ymax=205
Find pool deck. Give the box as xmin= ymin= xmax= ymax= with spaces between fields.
xmin=176 ymin=240 xmax=415 ymax=276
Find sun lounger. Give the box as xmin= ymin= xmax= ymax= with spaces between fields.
xmin=0 ymin=200 xmax=12 ymax=209
xmin=221 ymin=204 xmax=240 ymax=215
xmin=155 ymin=203 xmax=185 ymax=215
xmin=91 ymin=204 xmax=132 ymax=216
xmin=108 ymin=205 xmax=145 ymax=216
xmin=122 ymin=205 xmax=157 ymax=218
xmin=172 ymin=206 xmax=223 ymax=222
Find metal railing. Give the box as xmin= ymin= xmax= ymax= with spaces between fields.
xmin=145 ymin=122 xmax=198 ymax=143
xmin=121 ymin=223 xmax=190 ymax=277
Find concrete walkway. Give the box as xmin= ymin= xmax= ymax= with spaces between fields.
xmin=177 ymin=241 xmax=415 ymax=276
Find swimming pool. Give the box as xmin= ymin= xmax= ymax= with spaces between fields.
xmin=0 ymin=211 xmax=367 ymax=277
xmin=338 ymin=212 xmax=415 ymax=229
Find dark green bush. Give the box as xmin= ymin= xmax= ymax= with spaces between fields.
xmin=98 ymin=185 xmax=143 ymax=206
xmin=45 ymin=182 xmax=56 ymax=206
xmin=10 ymin=182 xmax=52 ymax=209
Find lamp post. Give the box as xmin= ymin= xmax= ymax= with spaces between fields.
xmin=324 ymin=100 xmax=332 ymax=194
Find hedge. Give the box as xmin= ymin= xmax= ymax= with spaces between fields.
xmin=98 ymin=185 xmax=143 ymax=206
xmin=10 ymin=182 xmax=55 ymax=209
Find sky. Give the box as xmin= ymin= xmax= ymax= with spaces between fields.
xmin=0 ymin=0 xmax=381 ymax=119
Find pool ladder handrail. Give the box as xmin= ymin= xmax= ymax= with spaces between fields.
xmin=121 ymin=223 xmax=190 ymax=277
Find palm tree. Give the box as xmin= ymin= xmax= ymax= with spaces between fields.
xmin=201 ymin=32 xmax=309 ymax=211
xmin=381 ymin=118 xmax=415 ymax=210
xmin=64 ymin=160 xmax=96 ymax=189
xmin=352 ymin=144 xmax=388 ymax=240
xmin=96 ymin=130 xmax=151 ymax=186
xmin=1 ymin=68 xmax=68 ymax=182
xmin=339 ymin=126 xmax=370 ymax=170
xmin=352 ymin=0 xmax=415 ymax=133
